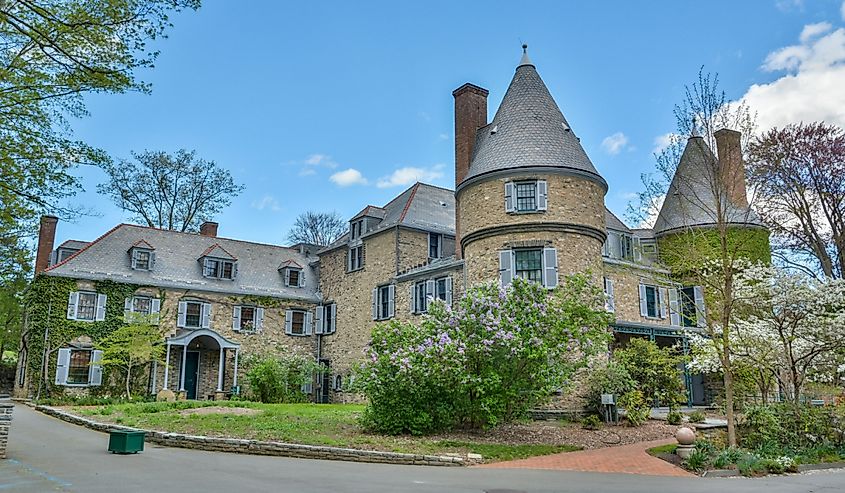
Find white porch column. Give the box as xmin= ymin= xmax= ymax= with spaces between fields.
xmin=233 ymin=349 xmax=239 ymax=388
xmin=151 ymin=360 xmax=158 ymax=394
xmin=179 ymin=344 xmax=187 ymax=392
xmin=216 ymin=348 xmax=225 ymax=392
xmin=163 ymin=342 xmax=171 ymax=390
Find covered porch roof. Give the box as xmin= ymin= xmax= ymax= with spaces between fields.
xmin=166 ymin=328 xmax=240 ymax=349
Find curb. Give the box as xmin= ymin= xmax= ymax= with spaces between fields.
xmin=700 ymin=462 xmax=845 ymax=478
xmin=33 ymin=405 xmax=467 ymax=467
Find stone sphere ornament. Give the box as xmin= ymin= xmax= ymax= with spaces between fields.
xmin=675 ymin=426 xmax=696 ymax=445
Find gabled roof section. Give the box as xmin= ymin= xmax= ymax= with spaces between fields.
xmin=605 ymin=208 xmax=631 ymax=233
xmin=130 ymin=239 xmax=155 ymax=250
xmin=277 ymin=259 xmax=303 ymax=270
xmin=351 ymin=205 xmax=386 ymax=221
xmin=654 ymin=136 xmax=764 ymax=236
xmin=45 ymin=224 xmax=319 ymax=301
xmin=200 ymin=243 xmax=238 ymax=261
xmin=462 ymin=53 xmax=605 ymax=188
xmin=57 ymin=239 xmax=89 ymax=250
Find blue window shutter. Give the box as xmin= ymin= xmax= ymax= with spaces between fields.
xmin=67 ymin=292 xmax=79 ymax=320
xmin=285 ymin=309 xmax=293 ymax=335
xmin=425 ymin=280 xmax=436 ymax=309
xmin=543 ymin=248 xmax=558 ymax=288
xmin=445 ymin=277 xmax=453 ymax=305
xmin=387 ymin=285 xmax=395 ymax=319
xmin=372 ymin=288 xmax=378 ymax=320
xmin=669 ymin=288 xmax=680 ymax=326
xmin=95 ymin=294 xmax=107 ymax=321
xmin=232 ymin=306 xmax=242 ymax=331
xmin=305 ymin=311 xmax=313 ymax=335
xmin=694 ymin=286 xmax=706 ymax=327
xmin=130 ymin=249 xmax=138 ymax=270
xmin=177 ymin=301 xmax=187 ymax=328
xmin=658 ymin=288 xmax=667 ymax=319
xmin=504 ymin=182 xmax=515 ymax=212
xmin=329 ymin=304 xmax=336 ymax=333
xmin=124 ymin=297 xmax=133 ymax=323
xmin=89 ymin=350 xmax=103 ymax=386
xmin=537 ymin=180 xmax=548 ymax=211
xmin=255 ymin=307 xmax=264 ymax=330
xmin=201 ymin=302 xmax=211 ymax=329
xmin=315 ymin=306 xmax=324 ymax=335
xmin=604 ymin=277 xmax=615 ymax=313
xmin=150 ymin=298 xmax=161 ymax=325
xmin=409 ymin=284 xmax=416 ymax=313
xmin=638 ymin=284 xmax=648 ymax=317
xmin=149 ymin=251 xmax=156 ymax=270
xmin=55 ymin=348 xmax=71 ymax=385
xmin=499 ymin=250 xmax=513 ymax=286
xmin=284 ymin=268 xmax=291 ymax=286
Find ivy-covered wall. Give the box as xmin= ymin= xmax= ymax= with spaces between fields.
xmin=19 ymin=275 xmax=148 ymax=398
xmin=657 ymin=226 xmax=771 ymax=275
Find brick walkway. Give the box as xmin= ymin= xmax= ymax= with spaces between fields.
xmin=477 ymin=439 xmax=694 ymax=477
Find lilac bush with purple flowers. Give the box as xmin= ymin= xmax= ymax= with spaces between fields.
xmin=356 ymin=275 xmax=612 ymax=435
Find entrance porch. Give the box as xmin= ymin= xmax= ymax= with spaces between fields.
xmin=156 ymin=329 xmax=240 ymax=400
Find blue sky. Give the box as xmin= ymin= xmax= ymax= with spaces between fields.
xmin=58 ymin=0 xmax=845 ymax=247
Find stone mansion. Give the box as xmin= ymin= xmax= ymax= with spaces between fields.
xmin=15 ymin=48 xmax=765 ymax=405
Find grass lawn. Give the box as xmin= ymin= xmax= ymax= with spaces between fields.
xmin=69 ymin=401 xmax=579 ymax=462
xmin=647 ymin=443 xmax=677 ymax=456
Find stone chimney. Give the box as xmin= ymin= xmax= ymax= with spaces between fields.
xmin=714 ymin=129 xmax=748 ymax=208
xmin=35 ymin=215 xmax=58 ymax=274
xmin=199 ymin=221 xmax=218 ymax=237
xmin=453 ymin=83 xmax=488 ymax=259
xmin=453 ymin=83 xmax=488 ymax=187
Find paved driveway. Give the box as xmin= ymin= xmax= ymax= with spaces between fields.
xmin=2 ymin=401 xmax=844 ymax=493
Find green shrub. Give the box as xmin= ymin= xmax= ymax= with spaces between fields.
xmin=740 ymin=403 xmax=845 ymax=451
xmin=584 ymin=361 xmax=636 ymax=416
xmin=357 ymin=276 xmax=612 ymax=435
xmin=684 ymin=449 xmax=710 ymax=472
xmin=619 ymin=390 xmax=651 ymax=426
xmin=243 ymin=350 xmax=321 ymax=404
xmin=688 ymin=410 xmax=706 ymax=423
xmin=614 ymin=338 xmax=686 ymax=407
xmin=581 ymin=414 xmax=602 ymax=430
xmin=737 ymin=453 xmax=768 ymax=476
xmin=666 ymin=409 xmax=683 ymax=425
xmin=712 ymin=447 xmax=745 ymax=468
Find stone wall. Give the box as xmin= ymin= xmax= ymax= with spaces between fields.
xmin=602 ymin=262 xmax=672 ymax=327
xmin=319 ymin=229 xmax=397 ymax=385
xmin=397 ymin=229 xmax=429 ymax=273
xmin=0 ymin=403 xmax=11 ymax=459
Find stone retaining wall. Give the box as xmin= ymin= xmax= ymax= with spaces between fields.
xmin=0 ymin=403 xmax=12 ymax=459
xmin=35 ymin=405 xmax=466 ymax=466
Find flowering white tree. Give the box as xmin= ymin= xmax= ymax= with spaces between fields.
xmin=690 ymin=265 xmax=845 ymax=404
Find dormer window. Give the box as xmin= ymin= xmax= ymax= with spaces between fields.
xmin=350 ymin=219 xmax=365 ymax=240
xmin=279 ymin=260 xmax=305 ymax=287
xmin=429 ymin=233 xmax=442 ymax=259
xmin=128 ymin=240 xmax=155 ymax=271
xmin=199 ymin=243 xmax=238 ymax=280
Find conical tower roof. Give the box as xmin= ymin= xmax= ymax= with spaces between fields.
xmin=461 ymin=48 xmax=605 ymax=189
xmin=653 ymin=136 xmax=764 ymax=235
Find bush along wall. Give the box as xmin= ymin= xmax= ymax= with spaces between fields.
xmin=22 ymin=275 xmax=155 ymax=399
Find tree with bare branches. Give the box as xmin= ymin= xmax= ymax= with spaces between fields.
xmin=287 ymin=211 xmax=346 ymax=246
xmin=97 ymin=150 xmax=244 ymax=232
xmin=747 ymin=122 xmax=845 ymax=279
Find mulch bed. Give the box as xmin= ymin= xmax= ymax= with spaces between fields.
xmin=432 ymin=419 xmax=677 ymax=450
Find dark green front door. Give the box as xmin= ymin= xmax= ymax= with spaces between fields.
xmin=184 ymin=351 xmax=199 ymax=400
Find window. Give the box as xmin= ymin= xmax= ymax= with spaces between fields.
xmin=316 ymin=303 xmax=336 ymax=334
xmin=435 ymin=277 xmax=448 ymax=302
xmin=334 ymin=374 xmax=343 ymax=392
xmin=505 ymin=180 xmax=547 ymax=213
xmin=284 ymin=267 xmax=303 ymax=287
xmin=55 ymin=348 xmax=102 ymax=387
xmin=348 ymin=245 xmax=363 ymax=271
xmin=603 ymin=277 xmax=615 ymax=313
xmin=124 ymin=296 xmax=161 ymax=324
xmin=412 ymin=281 xmax=429 ymax=314
xmin=285 ymin=309 xmax=312 ymax=336
xmin=350 ymin=219 xmax=364 ymax=240
xmin=233 ymin=305 xmax=263 ymax=332
xmin=203 ymin=258 xmax=236 ymax=279
xmin=620 ymin=234 xmax=634 ymax=260
xmin=131 ymin=248 xmax=154 ymax=270
xmin=67 ymin=350 xmax=92 ymax=385
xmin=429 ymin=233 xmax=442 ymax=259
xmin=57 ymin=248 xmax=78 ymax=263
xmin=132 ymin=296 xmax=152 ymax=315
xmin=639 ymin=284 xmax=665 ymax=319
xmin=499 ymin=248 xmax=558 ymax=288
xmin=67 ymin=291 xmax=106 ymax=322
xmin=373 ymin=285 xmax=395 ymax=320
xmin=514 ymin=249 xmax=543 ymax=282
xmin=178 ymin=300 xmax=210 ymax=329
xmin=515 ymin=182 xmax=538 ymax=212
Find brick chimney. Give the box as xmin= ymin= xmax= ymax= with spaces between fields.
xmin=35 ymin=215 xmax=58 ymax=274
xmin=453 ymin=83 xmax=488 ymax=259
xmin=714 ymin=128 xmax=748 ymax=208
xmin=199 ymin=221 xmax=218 ymax=237
xmin=453 ymin=83 xmax=488 ymax=187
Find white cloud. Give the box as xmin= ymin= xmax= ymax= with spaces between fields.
xmin=775 ymin=0 xmax=804 ymax=12
xmin=600 ymin=132 xmax=629 ymax=155
xmin=298 ymin=167 xmax=317 ymax=177
xmin=296 ymin=153 xmax=338 ymax=176
xmin=376 ymin=164 xmax=445 ymax=188
xmin=652 ymin=133 xmax=681 ymax=154
xmin=438 ymin=133 xmax=449 ymax=141
xmin=251 ymin=195 xmax=281 ymax=212
xmin=742 ymin=24 xmax=845 ymax=130
xmin=329 ymin=168 xmax=368 ymax=187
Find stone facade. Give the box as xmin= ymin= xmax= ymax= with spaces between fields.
xmin=0 ymin=403 xmax=11 ymax=459
xmin=602 ymin=261 xmax=672 ymax=326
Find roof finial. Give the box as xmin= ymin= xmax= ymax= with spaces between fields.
xmin=690 ymin=116 xmax=699 ymax=137
xmin=518 ymin=43 xmax=533 ymax=68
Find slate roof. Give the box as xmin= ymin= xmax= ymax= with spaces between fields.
xmin=45 ymin=224 xmax=319 ymax=301
xmin=321 ymin=182 xmax=456 ymax=253
xmin=605 ymin=208 xmax=630 ymax=233
xmin=57 ymin=239 xmax=89 ymax=250
xmin=653 ymin=136 xmax=764 ymax=236
xmin=462 ymin=55 xmax=605 ymax=187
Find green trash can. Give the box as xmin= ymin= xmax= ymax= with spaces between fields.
xmin=108 ymin=429 xmax=145 ymax=454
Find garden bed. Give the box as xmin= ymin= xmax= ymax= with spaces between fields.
xmin=62 ymin=401 xmax=675 ymax=462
